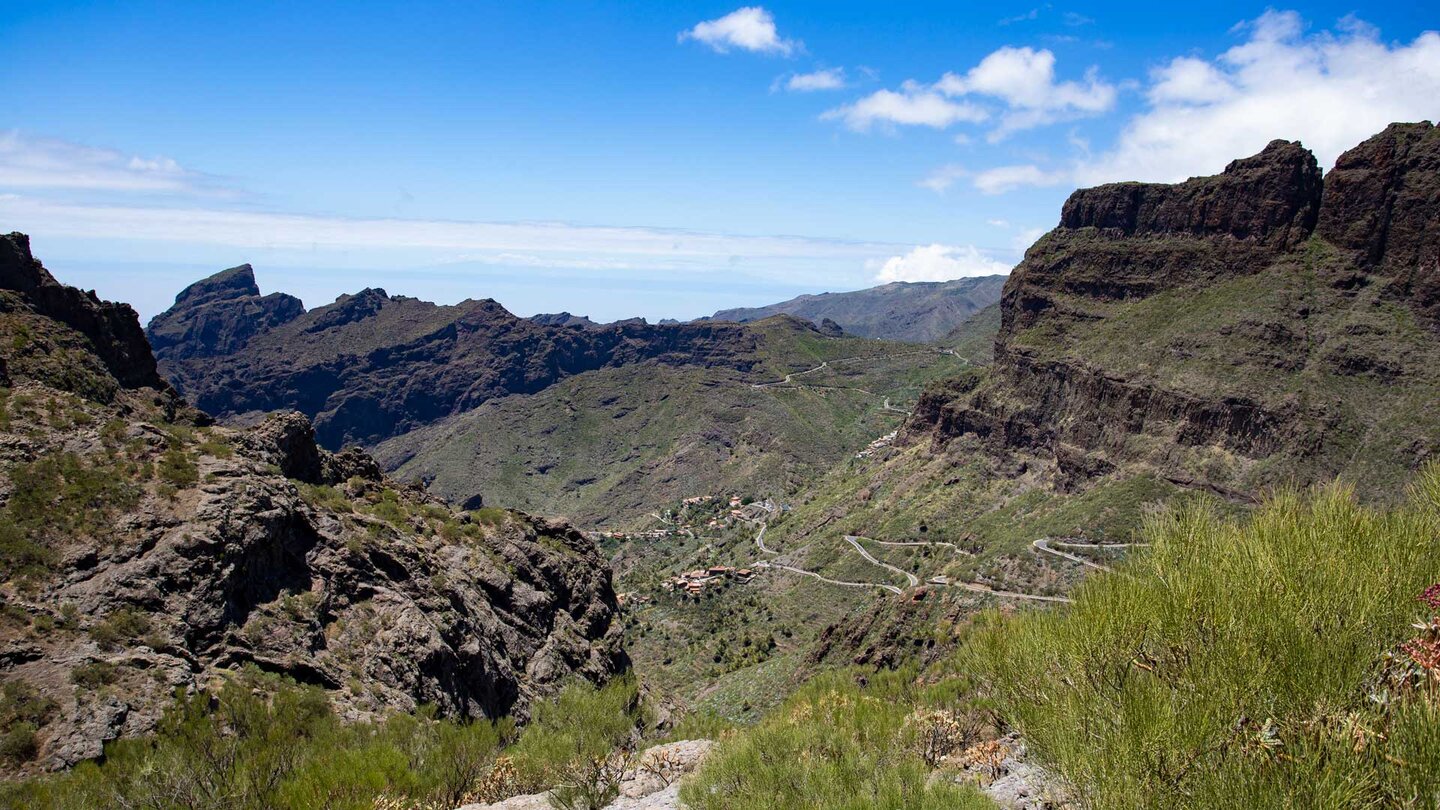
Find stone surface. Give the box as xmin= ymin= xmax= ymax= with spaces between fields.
xmin=902 ymin=124 xmax=1440 ymax=500
xmin=457 ymin=739 xmax=715 ymax=810
xmin=0 ymin=238 xmax=629 ymax=775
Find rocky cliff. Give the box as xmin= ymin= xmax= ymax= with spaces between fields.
xmin=905 ymin=123 xmax=1440 ymax=498
xmin=0 ymin=238 xmax=628 ymax=774
xmin=149 ymin=280 xmax=787 ymax=449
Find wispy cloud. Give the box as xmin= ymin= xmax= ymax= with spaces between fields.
xmin=918 ymin=164 xmax=968 ymax=193
xmin=779 ymin=67 xmax=846 ymax=92
xmin=680 ymin=7 xmax=799 ymax=56
xmin=822 ymin=83 xmax=988 ymax=131
xmin=0 ymin=131 xmax=237 ymax=196
xmin=0 ymin=195 xmax=906 ymax=286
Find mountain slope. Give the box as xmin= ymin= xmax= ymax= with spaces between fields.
xmin=149 ymin=279 xmax=838 ymax=450
xmin=0 ymin=233 xmax=626 ymax=774
xmin=755 ymin=124 xmax=1440 ymax=668
xmin=705 ymin=276 xmax=1007 ymax=343
xmin=374 ymin=317 xmax=969 ymax=525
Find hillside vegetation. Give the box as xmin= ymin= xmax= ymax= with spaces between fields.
xmin=376 ymin=320 xmax=968 ymax=526
xmin=964 ymin=469 xmax=1440 ymax=808
xmin=686 ymin=468 xmax=1440 ymax=808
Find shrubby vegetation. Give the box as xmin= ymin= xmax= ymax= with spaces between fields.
xmin=961 ymin=467 xmax=1440 ymax=809
xmin=679 ymin=668 xmax=993 ymax=810
xmin=0 ymin=670 xmax=642 ymax=810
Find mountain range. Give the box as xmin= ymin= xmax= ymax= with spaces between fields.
xmin=703 ymin=275 xmax=1006 ymax=343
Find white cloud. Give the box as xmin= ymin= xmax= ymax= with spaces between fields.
xmin=919 ymin=164 xmax=967 ymax=193
xmin=0 ymin=131 xmax=233 ymax=196
xmin=872 ymin=244 xmax=1012 ymax=282
xmin=822 ymin=84 xmax=988 ymax=131
xmin=680 ymin=7 xmax=798 ymax=56
xmin=961 ymin=12 xmax=1440 ymax=194
xmin=1079 ymin=11 xmax=1440 ymax=185
xmin=783 ymin=67 xmax=846 ymax=91
xmin=1012 ymin=226 xmax=1048 ymax=253
xmin=826 ymin=46 xmax=1113 ymax=138
xmin=1146 ymin=57 xmax=1235 ymax=104
xmin=937 ymin=46 xmax=1116 ymax=138
xmin=972 ymin=164 xmax=1068 ymax=194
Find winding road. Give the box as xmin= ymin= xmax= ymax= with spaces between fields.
xmin=1030 ymin=538 xmax=1150 ymax=573
xmin=844 ymin=535 xmax=920 ymax=587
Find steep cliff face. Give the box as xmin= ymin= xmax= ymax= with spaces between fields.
xmin=0 ymin=238 xmax=628 ymax=774
xmin=0 ymin=233 xmax=173 ymax=400
xmin=906 ymin=123 xmax=1440 ymax=498
xmin=1316 ymin=122 xmax=1440 ymax=323
xmin=145 ymin=263 xmax=304 ymax=360
xmin=150 ymin=278 xmax=780 ymax=448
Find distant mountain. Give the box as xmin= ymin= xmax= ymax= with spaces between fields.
xmin=147 ymin=278 xmax=802 ymax=449
xmin=705 ymin=276 xmax=1007 ymax=343
xmin=528 ymin=312 xmax=601 ymax=329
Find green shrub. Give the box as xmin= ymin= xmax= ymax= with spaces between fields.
xmin=0 ymin=451 xmax=141 ymax=581
xmin=157 ymin=448 xmax=198 ymax=489
xmin=961 ymin=467 xmax=1440 ymax=810
xmin=0 ymin=722 xmax=39 ymax=764
xmin=88 ymin=608 xmax=152 ymax=650
xmin=71 ymin=662 xmax=119 ymax=689
xmin=681 ymin=669 xmax=993 ymax=810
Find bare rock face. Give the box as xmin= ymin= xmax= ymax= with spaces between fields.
xmin=904 ymin=123 xmax=1440 ymax=499
xmin=148 ymin=281 xmax=778 ymax=448
xmin=0 ymin=232 xmax=171 ymax=397
xmin=0 ymin=237 xmax=630 ymax=775
xmin=1317 ymin=121 xmax=1440 ymax=323
xmin=145 ymin=264 xmax=304 ymax=360
xmin=1058 ymin=139 xmax=1322 ymax=248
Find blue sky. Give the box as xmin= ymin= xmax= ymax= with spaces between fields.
xmin=2 ymin=2 xmax=1437 ymax=322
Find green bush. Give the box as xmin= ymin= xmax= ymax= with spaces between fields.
xmin=157 ymin=449 xmax=198 ymax=489
xmin=0 ymin=451 xmax=141 ymax=581
xmin=961 ymin=467 xmax=1440 ymax=809
xmin=0 ymin=669 xmax=633 ymax=810
xmin=680 ymin=669 xmax=993 ymax=810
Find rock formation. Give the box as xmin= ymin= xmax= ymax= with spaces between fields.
xmin=905 ymin=123 xmax=1440 ymax=498
xmin=147 ymin=282 xmax=807 ymax=448
xmin=0 ymin=237 xmax=628 ymax=774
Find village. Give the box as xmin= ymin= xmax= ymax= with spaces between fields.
xmin=661 ymin=564 xmax=756 ymax=597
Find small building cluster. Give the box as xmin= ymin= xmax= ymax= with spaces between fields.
xmin=662 ymin=565 xmax=756 ymax=597
xmin=856 ymin=430 xmax=898 ymax=459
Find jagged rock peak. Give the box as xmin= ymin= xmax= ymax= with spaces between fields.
xmin=170 ymin=263 xmax=262 ymax=308
xmin=0 ymin=231 xmax=170 ymax=396
xmin=1059 ymin=138 xmax=1323 ymax=249
xmin=147 ymin=261 xmax=305 ymax=361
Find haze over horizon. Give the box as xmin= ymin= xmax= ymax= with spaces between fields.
xmin=2 ymin=1 xmax=1437 ymax=322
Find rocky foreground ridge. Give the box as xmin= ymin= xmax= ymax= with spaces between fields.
xmin=906 ymin=122 xmax=1440 ymax=498
xmin=0 ymin=233 xmax=627 ymax=773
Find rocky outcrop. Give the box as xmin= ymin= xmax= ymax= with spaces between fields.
xmin=1057 ymin=139 xmax=1322 ymax=248
xmin=0 ymin=238 xmax=630 ymax=774
xmin=905 ymin=124 xmax=1440 ymax=498
xmin=149 ymin=283 xmax=824 ymax=448
xmin=146 ymin=264 xmax=304 ymax=360
xmin=0 ymin=232 xmax=171 ymax=397
xmin=1317 ymin=121 xmax=1440 ymax=323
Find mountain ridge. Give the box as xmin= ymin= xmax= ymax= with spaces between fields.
xmin=704 ymin=275 xmax=1007 ymax=343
